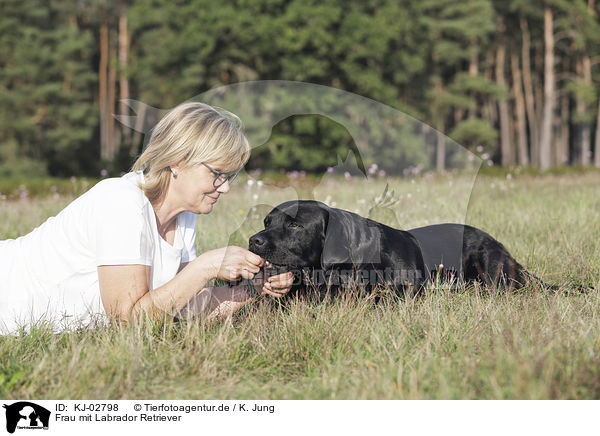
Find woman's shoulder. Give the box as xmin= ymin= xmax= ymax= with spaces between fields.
xmin=87 ymin=172 xmax=148 ymax=207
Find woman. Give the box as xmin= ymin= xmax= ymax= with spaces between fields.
xmin=0 ymin=102 xmax=293 ymax=334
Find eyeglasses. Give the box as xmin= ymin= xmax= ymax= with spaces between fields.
xmin=201 ymin=162 xmax=240 ymax=188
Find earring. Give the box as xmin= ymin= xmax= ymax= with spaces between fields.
xmin=171 ymin=169 xmax=178 ymax=179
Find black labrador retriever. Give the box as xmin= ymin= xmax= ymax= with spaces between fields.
xmin=249 ymin=200 xmax=547 ymax=296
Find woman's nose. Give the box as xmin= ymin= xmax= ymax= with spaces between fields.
xmin=217 ymin=180 xmax=230 ymax=193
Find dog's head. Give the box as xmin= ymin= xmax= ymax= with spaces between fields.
xmin=248 ymin=200 xmax=381 ymax=270
xmin=248 ymin=200 xmax=327 ymax=268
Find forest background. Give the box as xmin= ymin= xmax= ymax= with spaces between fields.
xmin=1 ymin=0 xmax=600 ymax=178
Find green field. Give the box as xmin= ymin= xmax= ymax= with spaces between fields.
xmin=1 ymin=170 xmax=599 ymax=399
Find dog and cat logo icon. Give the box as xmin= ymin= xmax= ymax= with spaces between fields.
xmin=2 ymin=402 xmax=50 ymax=433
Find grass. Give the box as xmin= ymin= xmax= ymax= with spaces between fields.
xmin=0 ymin=170 xmax=599 ymax=399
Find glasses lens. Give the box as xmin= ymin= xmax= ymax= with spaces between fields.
xmin=214 ymin=174 xmax=226 ymax=187
xmin=214 ymin=172 xmax=238 ymax=187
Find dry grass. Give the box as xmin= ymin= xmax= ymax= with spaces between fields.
xmin=0 ymin=170 xmax=599 ymax=399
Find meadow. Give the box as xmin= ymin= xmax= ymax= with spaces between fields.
xmin=0 ymin=169 xmax=599 ymax=399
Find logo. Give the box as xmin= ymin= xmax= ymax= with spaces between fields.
xmin=2 ymin=402 xmax=50 ymax=433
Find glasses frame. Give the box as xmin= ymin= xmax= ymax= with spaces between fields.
xmin=201 ymin=162 xmax=240 ymax=188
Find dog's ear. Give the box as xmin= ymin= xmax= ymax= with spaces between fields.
xmin=320 ymin=206 xmax=381 ymax=269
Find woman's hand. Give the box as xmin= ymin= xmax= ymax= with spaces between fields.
xmin=254 ymin=271 xmax=295 ymax=298
xmin=202 ymin=246 xmax=264 ymax=281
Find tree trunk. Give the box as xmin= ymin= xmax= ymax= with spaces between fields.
xmin=468 ymin=37 xmax=478 ymax=119
xmin=436 ymin=125 xmax=445 ymax=172
xmin=554 ymin=56 xmax=569 ymax=165
xmin=592 ymin=0 xmax=600 ymax=168
xmin=99 ymin=19 xmax=109 ymax=161
xmin=574 ymin=55 xmax=591 ymax=166
xmin=534 ymin=40 xmax=544 ymax=165
xmin=484 ymin=50 xmax=497 ymax=126
xmin=539 ymin=6 xmax=555 ymax=170
xmin=119 ymin=10 xmax=130 ymax=145
xmin=511 ymin=48 xmax=529 ymax=165
xmin=557 ymin=81 xmax=569 ymax=165
xmin=131 ymin=103 xmax=147 ymax=157
xmin=108 ymin=26 xmax=118 ymax=161
xmin=435 ymin=81 xmax=446 ymax=171
xmin=580 ymin=54 xmax=592 ymax=165
xmin=595 ymin=100 xmax=600 ymax=167
xmin=520 ymin=16 xmax=538 ymax=167
xmin=496 ymin=17 xmax=514 ymax=166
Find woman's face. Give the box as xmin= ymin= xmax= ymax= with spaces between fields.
xmin=170 ymin=161 xmax=236 ymax=214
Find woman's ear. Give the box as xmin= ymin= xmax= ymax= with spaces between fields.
xmin=169 ymin=160 xmax=185 ymax=179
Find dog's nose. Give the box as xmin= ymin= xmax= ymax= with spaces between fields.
xmin=249 ymin=235 xmax=266 ymax=248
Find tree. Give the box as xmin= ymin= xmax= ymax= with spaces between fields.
xmin=0 ymin=0 xmax=98 ymax=176
xmin=422 ymin=0 xmax=497 ymax=167
xmin=539 ymin=3 xmax=555 ymax=170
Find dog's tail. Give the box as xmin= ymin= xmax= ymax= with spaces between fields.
xmin=522 ymin=270 xmax=595 ymax=294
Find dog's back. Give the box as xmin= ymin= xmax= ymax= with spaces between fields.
xmin=409 ymin=223 xmax=531 ymax=288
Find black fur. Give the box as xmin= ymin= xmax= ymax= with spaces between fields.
xmin=249 ymin=200 xmax=550 ymax=296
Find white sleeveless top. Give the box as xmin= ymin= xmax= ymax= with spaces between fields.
xmin=0 ymin=171 xmax=197 ymax=334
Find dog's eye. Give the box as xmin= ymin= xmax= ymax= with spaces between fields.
xmin=287 ymin=222 xmax=300 ymax=228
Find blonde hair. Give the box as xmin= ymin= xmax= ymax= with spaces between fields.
xmin=132 ymin=102 xmax=250 ymax=204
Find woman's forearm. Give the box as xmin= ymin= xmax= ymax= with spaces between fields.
xmin=176 ymin=283 xmax=255 ymax=322
xmin=128 ymin=254 xmax=257 ymax=323
xmin=128 ymin=254 xmax=216 ymax=320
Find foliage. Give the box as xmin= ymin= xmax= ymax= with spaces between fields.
xmin=0 ymin=0 xmax=98 ymax=176
xmin=0 ymin=175 xmax=98 ymax=201
xmin=449 ymin=118 xmax=498 ymax=151
xmin=1 ymin=0 xmax=600 ymax=175
xmin=0 ymin=158 xmax=48 ymax=179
